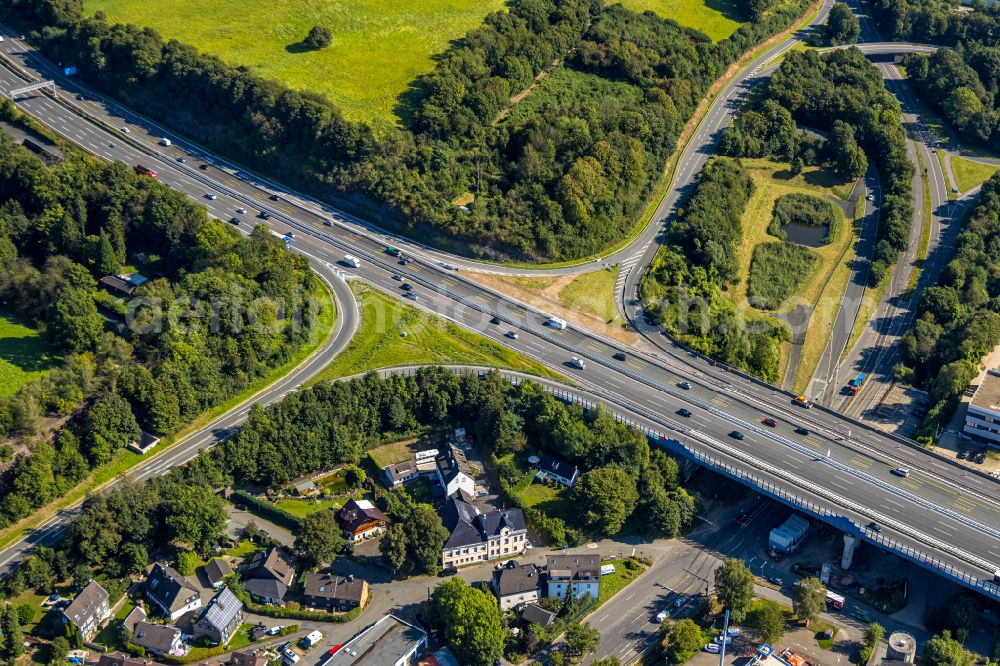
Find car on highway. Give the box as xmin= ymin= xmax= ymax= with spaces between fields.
xmin=200 ymin=164 xmax=210 ymax=170
xmin=404 ymin=292 xmax=418 ymax=301
xmin=678 ymin=381 xmax=691 ymax=390
xmin=613 ymin=352 xmax=626 ymax=361
xmin=260 ymin=211 xmax=270 ymax=220
xmin=677 ymin=408 xmax=692 ymax=418
xmin=867 ymin=521 xmax=881 ymax=533
xmin=729 ymin=430 xmax=745 ymax=440
xmin=734 ymin=512 xmax=749 ymax=525
xmin=400 ymin=258 xmax=410 ymax=265
xmin=890 ymin=467 xmax=909 ymax=478
xmin=206 ymin=193 xmax=217 ymax=200
xmin=324 ymin=219 xmax=334 ymax=226
xmin=177 ymin=157 xmax=185 ymax=163
xmin=505 ymin=331 xmax=519 ymax=340
xmin=795 ymin=426 xmax=809 ymax=435
xmin=401 ymin=283 xmax=413 ymax=291
xmin=119 ymin=126 xmax=129 ymax=133
xmin=795 ymin=395 xmax=812 ymax=408
xmin=236 ymin=207 xmax=247 ymax=215
xmin=228 ymin=217 xmax=240 ymax=226
xmin=866 ymin=193 xmax=874 ymax=201
xmin=490 ymin=317 xmax=501 ymax=324
xmin=270 ymin=193 xmax=280 ymax=200
xmin=704 ymin=644 xmax=721 ymax=654
xmin=762 ymin=418 xmax=777 ymax=427
xmin=393 ymin=274 xmax=403 ymax=281
xmin=570 ymin=357 xmax=586 ymax=370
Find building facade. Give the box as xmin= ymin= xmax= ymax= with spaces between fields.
xmin=964 ymin=369 xmax=1000 ymax=446
xmin=546 ymin=554 xmax=601 ymax=600
xmin=62 ymin=581 xmax=111 ymax=640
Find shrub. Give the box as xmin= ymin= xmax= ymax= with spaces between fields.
xmin=748 ymin=242 xmax=819 ymax=309
xmin=304 ymin=26 xmax=332 ymax=50
xmin=769 ymin=193 xmax=837 ymax=241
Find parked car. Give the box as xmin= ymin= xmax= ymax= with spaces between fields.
xmin=704 ymin=644 xmax=721 ymax=654
xmin=655 ymin=610 xmax=668 ymax=623
xmin=766 ymin=576 xmax=783 ymax=586
xmin=439 ymin=566 xmax=458 ymax=577
xmin=958 ymin=449 xmax=969 ymax=460
xmin=673 ymin=596 xmax=687 ymax=608
xmin=267 ymin=626 xmax=283 ymax=636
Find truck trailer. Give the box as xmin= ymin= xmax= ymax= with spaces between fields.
xmin=768 ymin=514 xmax=809 ymax=554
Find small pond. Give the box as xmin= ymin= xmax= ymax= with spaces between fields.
xmin=783 ymin=222 xmax=828 ymax=248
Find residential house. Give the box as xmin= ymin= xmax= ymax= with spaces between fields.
xmin=193 ymin=587 xmax=244 ymax=646
xmin=97 ymin=653 xmax=152 ymax=666
xmin=204 ymin=558 xmax=233 ymax=588
xmin=231 ymin=650 xmax=269 ymax=666
xmin=434 ymin=444 xmax=475 ymax=498
xmin=100 ymin=275 xmax=136 ymax=296
xmin=324 ymin=615 xmax=427 ymax=666
xmin=383 ymin=459 xmax=419 ymax=487
xmin=440 ymin=496 xmax=528 ymax=568
xmin=131 ymin=622 xmax=183 ymax=657
xmin=146 ymin=562 xmax=202 ymax=620
xmin=61 ymin=580 xmax=111 ymax=640
xmin=520 ymin=603 xmax=557 ymax=628
xmin=120 ymin=605 xmax=147 ymax=634
xmin=292 ymin=478 xmax=318 ymax=496
xmin=243 ymin=547 xmax=295 ymax=604
xmin=492 ymin=564 xmax=542 ymax=611
xmin=546 ymin=554 xmax=601 ymax=600
xmin=336 ymin=499 xmax=389 ymax=541
xmin=302 ymin=573 xmax=369 ymax=612
xmin=537 ymin=454 xmax=579 ymax=487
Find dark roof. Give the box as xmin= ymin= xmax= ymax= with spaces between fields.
xmin=132 ymin=622 xmax=181 ymax=654
xmin=146 ymin=563 xmax=199 ymax=613
xmin=539 ymin=454 xmax=578 ymax=481
xmin=99 ymin=275 xmax=136 ymax=296
xmin=493 ymin=565 xmax=541 ymax=597
xmin=243 ymin=578 xmax=288 ymax=602
xmin=444 ymin=501 xmax=526 ymax=549
xmin=547 ymin=554 xmax=601 ymax=581
xmin=204 ymin=558 xmax=233 ymax=585
xmin=435 ymin=444 xmax=473 ymax=485
xmin=98 ymin=653 xmax=151 ymax=666
xmin=337 ymin=499 xmax=389 ymax=533
xmin=197 ymin=587 xmax=242 ymax=633
xmin=63 ymin=580 xmax=109 ymax=629
xmin=246 ymin=547 xmax=295 ymax=586
xmin=303 ymin=573 xmax=367 ymax=603
xmin=231 ymin=650 xmax=269 ymax=666
xmin=520 ymin=603 xmax=557 ymax=627
xmin=384 ymin=459 xmax=418 ymax=482
xmin=121 ymin=605 xmax=147 ymax=633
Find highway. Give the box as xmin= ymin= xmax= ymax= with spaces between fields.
xmin=0 ymin=16 xmax=999 ymax=597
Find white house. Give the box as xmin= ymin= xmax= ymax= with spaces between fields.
xmin=547 ymin=554 xmax=601 ymax=600
xmin=435 ymin=444 xmax=475 ymax=498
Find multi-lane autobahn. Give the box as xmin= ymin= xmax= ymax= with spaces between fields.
xmin=0 ymin=7 xmax=998 ymax=599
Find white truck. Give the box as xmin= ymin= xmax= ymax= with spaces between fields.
xmin=343 ymin=255 xmax=361 ymax=268
xmin=546 ymin=316 xmax=567 ymax=329
xmin=159 ymin=137 xmax=171 ymax=147
xmin=300 ymin=630 xmax=324 ymax=649
xmin=768 ymin=514 xmax=809 ymax=554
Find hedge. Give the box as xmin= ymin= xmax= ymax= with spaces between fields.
xmin=230 ymin=490 xmax=303 ymax=531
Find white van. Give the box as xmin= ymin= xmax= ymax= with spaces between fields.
xmin=159 ymin=138 xmax=171 ymax=147
xmin=343 ymin=255 xmax=361 ymax=268
xmin=546 ymin=316 xmax=567 ymax=330
xmin=300 ymin=630 xmax=323 ymax=649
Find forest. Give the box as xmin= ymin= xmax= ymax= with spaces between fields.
xmin=0 ymin=118 xmax=323 ymax=529
xmin=2 ymin=0 xmax=813 ymax=261
xmin=899 ymin=173 xmax=1000 ymax=441
xmin=0 ymin=368 xmax=695 ymax=598
xmin=640 ymin=158 xmax=787 ymax=382
xmin=871 ymin=0 xmax=1000 ymax=151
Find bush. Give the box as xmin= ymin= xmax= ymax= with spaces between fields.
xmin=748 ymin=242 xmax=819 ymax=310
xmin=175 ymin=551 xmax=199 ymax=577
xmin=230 ymin=491 xmax=303 ymax=531
xmin=15 ymin=603 xmax=35 ymax=626
xmin=769 ymin=193 xmax=837 ymax=241
xmin=304 ymin=26 xmax=332 ymax=50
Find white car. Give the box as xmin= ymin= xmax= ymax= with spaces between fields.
xmin=267 ymin=626 xmax=282 ymax=636
xmin=866 ymin=193 xmax=874 ymax=201
xmin=713 ymin=635 xmax=733 ymax=645
xmin=891 ymin=467 xmax=910 ymax=478
xmin=655 ymin=610 xmax=668 ymax=623
xmin=704 ymin=644 xmax=721 ymax=654
xmin=570 ymin=357 xmax=586 ymax=370
xmin=206 ymin=193 xmax=217 ymax=200
xmin=119 ymin=126 xmax=130 ymax=133
xmin=236 ymin=207 xmax=247 ymax=215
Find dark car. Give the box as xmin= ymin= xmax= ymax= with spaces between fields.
xmin=270 ymin=194 xmax=280 ymax=201
xmin=795 ymin=426 xmax=809 ymax=436
xmin=958 ymin=449 xmax=969 ymax=460
xmin=975 ymin=451 xmax=987 ymax=464
xmin=200 ymin=163 xmax=209 ymax=170
xmin=613 ymin=352 xmax=627 ymax=361
xmin=677 ymin=408 xmax=692 ymax=418
xmin=260 ymin=211 xmax=271 ymax=220
xmin=734 ymin=512 xmax=749 ymax=525
xmin=393 ymin=274 xmax=403 ymax=281
xmin=401 ymin=283 xmax=413 ymax=291
xmin=729 ymin=430 xmax=745 ymax=440
xmin=867 ymin=522 xmax=882 ymax=533
xmin=762 ymin=418 xmax=778 ymax=427
xmin=400 ymin=258 xmax=410 ymax=265
xmin=766 ymin=576 xmax=783 ymax=586
xmin=404 ymin=292 xmax=418 ymax=301
xmin=229 ymin=217 xmax=240 ymax=225
xmin=490 ymin=317 xmax=501 ymax=325
xmin=678 ymin=381 xmax=691 ymax=390
xmin=439 ymin=566 xmax=458 ymax=577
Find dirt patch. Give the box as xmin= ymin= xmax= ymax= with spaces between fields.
xmin=466 ymin=272 xmax=642 ymax=346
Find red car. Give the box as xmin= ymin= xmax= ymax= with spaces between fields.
xmin=762 ymin=418 xmax=778 ymax=427
xmin=734 ymin=512 xmax=749 ymax=526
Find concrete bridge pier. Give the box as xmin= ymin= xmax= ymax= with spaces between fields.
xmin=842 ymin=534 xmax=859 ymax=569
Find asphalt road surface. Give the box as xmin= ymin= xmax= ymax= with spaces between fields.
xmin=0 ymin=23 xmax=997 ymax=594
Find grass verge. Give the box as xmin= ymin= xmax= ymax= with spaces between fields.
xmin=951 ymin=156 xmax=1000 ymax=194
xmin=0 ymin=280 xmax=336 ymax=553
xmin=908 ymin=150 xmax=933 ymax=291
xmin=309 ymin=282 xmax=561 ymax=383
xmin=0 ymin=310 xmax=58 ymax=398
xmin=616 ymin=0 xmax=743 ymax=42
